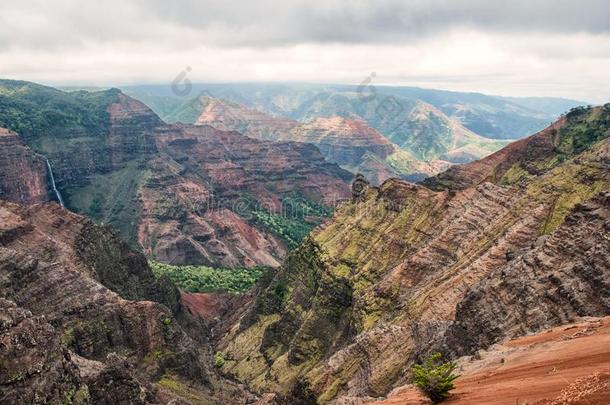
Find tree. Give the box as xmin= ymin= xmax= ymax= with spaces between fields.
xmin=411 ymin=353 xmax=459 ymax=403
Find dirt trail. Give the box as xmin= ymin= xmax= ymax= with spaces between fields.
xmin=370 ymin=317 xmax=610 ymax=405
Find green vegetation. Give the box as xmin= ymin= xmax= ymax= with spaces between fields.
xmin=498 ymin=105 xmax=610 ymax=187
xmin=214 ymin=352 xmax=226 ymax=368
xmin=0 ymin=79 xmax=119 ymax=140
xmin=558 ymin=104 xmax=610 ymax=157
xmin=144 ymin=349 xmax=173 ymax=363
xmin=233 ymin=193 xmax=332 ymax=249
xmin=149 ymin=260 xmax=265 ymax=294
xmin=67 ymin=161 xmax=146 ymax=247
xmin=157 ymin=374 xmax=207 ymax=404
xmin=250 ymin=196 xmax=332 ymax=249
xmin=61 ymin=385 xmax=90 ymax=405
xmin=251 ymin=210 xmax=314 ymax=249
xmin=412 ymin=353 xmax=459 ymax=403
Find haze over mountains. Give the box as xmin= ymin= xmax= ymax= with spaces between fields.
xmin=125 ymin=83 xmax=582 ymax=183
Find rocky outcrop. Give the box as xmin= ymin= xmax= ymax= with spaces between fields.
xmin=0 ymin=128 xmax=49 ymax=204
xmin=0 ymin=297 xmax=156 ymax=404
xmin=444 ymin=192 xmax=610 ymax=355
xmin=0 ymin=201 xmax=251 ymax=403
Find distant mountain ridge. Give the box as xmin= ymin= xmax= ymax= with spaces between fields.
xmin=190 ymin=94 xmax=510 ymax=183
xmin=193 ymin=96 xmax=446 ymax=183
xmin=125 ymin=83 xmax=582 ymax=183
xmin=124 ymin=83 xmax=585 ymax=139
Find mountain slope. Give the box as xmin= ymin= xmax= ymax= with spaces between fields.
xmin=0 ymin=200 xmax=251 ymax=404
xmin=214 ymin=105 xmax=610 ymax=403
xmin=194 ymin=97 xmax=504 ymax=184
xmin=424 ymin=104 xmax=610 ymax=191
xmin=0 ymin=80 xmax=352 ymax=267
xmin=373 ymin=317 xmax=610 ymax=405
xmin=0 ymin=127 xmax=48 ymax=204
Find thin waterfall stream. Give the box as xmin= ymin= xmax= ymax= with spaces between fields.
xmin=44 ymin=157 xmax=65 ymax=208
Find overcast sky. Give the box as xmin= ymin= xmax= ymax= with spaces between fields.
xmin=1 ymin=0 xmax=609 ymax=102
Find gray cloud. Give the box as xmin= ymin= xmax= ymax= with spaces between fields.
xmin=1 ymin=0 xmax=610 ymax=50
xmin=137 ymin=0 xmax=610 ymax=46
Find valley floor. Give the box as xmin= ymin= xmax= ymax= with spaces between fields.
xmin=368 ymin=317 xmax=610 ymax=405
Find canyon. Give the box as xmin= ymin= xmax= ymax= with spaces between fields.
xmin=194 ymin=97 xmax=449 ymax=184
xmin=0 ymin=80 xmax=352 ymax=268
xmin=0 ymin=200 xmax=253 ymax=403
xmin=0 ymin=79 xmax=608 ymax=405
xmin=213 ymin=104 xmax=610 ymax=403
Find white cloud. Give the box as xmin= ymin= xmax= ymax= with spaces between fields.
xmin=0 ymin=1 xmax=608 ymax=102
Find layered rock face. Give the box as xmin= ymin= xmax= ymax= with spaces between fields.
xmin=135 ymin=123 xmax=351 ymax=267
xmin=0 ymin=201 xmax=250 ymax=404
xmin=0 ymin=128 xmax=49 ymax=204
xmin=215 ymin=106 xmax=610 ymax=403
xmin=444 ymin=192 xmax=610 ymax=355
xmin=195 ymin=97 xmax=447 ymax=184
xmin=0 ymin=80 xmax=353 ymax=267
xmin=195 ymin=96 xmax=297 ymax=141
xmin=15 ymin=89 xmax=160 ymax=190
xmin=290 ymin=116 xmax=395 ymax=166
xmin=156 ymin=124 xmax=352 ymax=204
xmin=0 ymin=297 xmax=158 ymax=404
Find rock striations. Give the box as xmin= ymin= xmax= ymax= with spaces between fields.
xmin=0 ymin=128 xmax=49 ymax=204
xmin=0 ymin=201 xmax=251 ymax=404
xmin=215 ymin=105 xmax=610 ymax=403
xmin=0 ymin=80 xmax=352 ymax=267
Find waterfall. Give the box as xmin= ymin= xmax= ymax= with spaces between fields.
xmin=45 ymin=158 xmax=65 ymax=208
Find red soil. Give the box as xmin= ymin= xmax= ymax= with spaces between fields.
xmin=371 ymin=317 xmax=610 ymax=405
xmin=181 ymin=292 xmax=232 ymax=321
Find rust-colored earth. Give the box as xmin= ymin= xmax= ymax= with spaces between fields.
xmin=371 ymin=317 xmax=610 ymax=405
xmin=181 ymin=292 xmax=232 ymax=321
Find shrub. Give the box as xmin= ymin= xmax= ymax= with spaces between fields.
xmin=411 ymin=353 xmax=459 ymax=403
xmin=214 ymin=352 xmax=225 ymax=368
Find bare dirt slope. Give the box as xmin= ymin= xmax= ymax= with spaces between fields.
xmin=371 ymin=317 xmax=610 ymax=405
